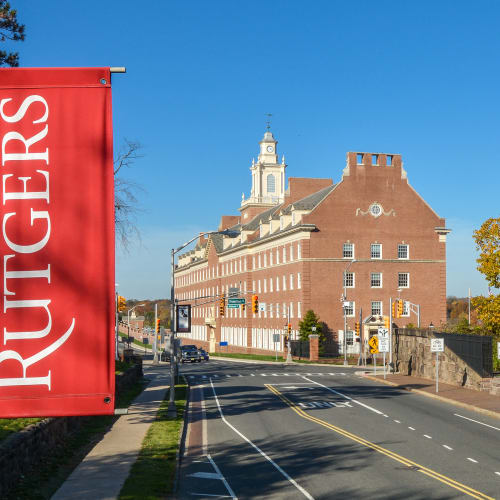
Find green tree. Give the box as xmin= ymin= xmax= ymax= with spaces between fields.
xmin=472 ymin=217 xmax=500 ymax=370
xmin=0 ymin=1 xmax=25 ymax=67
xmin=298 ymin=310 xmax=324 ymax=342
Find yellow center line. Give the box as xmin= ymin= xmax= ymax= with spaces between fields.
xmin=265 ymin=384 xmax=494 ymax=500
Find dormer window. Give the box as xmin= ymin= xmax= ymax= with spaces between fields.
xmin=291 ymin=212 xmax=295 ymax=225
xmin=280 ymin=216 xmax=284 ymax=230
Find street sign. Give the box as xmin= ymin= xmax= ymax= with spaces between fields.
xmin=273 ymin=334 xmax=280 ymax=343
xmin=259 ymin=302 xmax=266 ymax=312
xmin=430 ymin=338 xmax=444 ymax=352
xmin=228 ymin=298 xmax=246 ymax=305
xmin=368 ymin=336 xmax=379 ymax=353
xmin=220 ymin=341 xmax=228 ymax=346
xmin=228 ymin=287 xmax=239 ymax=298
xmin=142 ymin=337 xmax=149 ymax=345
xmin=378 ymin=336 xmax=389 ymax=352
xmin=377 ymin=327 xmax=389 ymax=338
xmin=227 ymin=304 xmax=240 ymax=309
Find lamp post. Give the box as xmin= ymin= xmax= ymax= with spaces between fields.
xmin=127 ymin=303 xmax=145 ymax=346
xmin=342 ymin=260 xmax=356 ymax=366
xmin=168 ymin=228 xmax=239 ymax=417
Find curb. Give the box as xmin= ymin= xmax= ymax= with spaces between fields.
xmin=362 ymin=374 xmax=500 ymax=421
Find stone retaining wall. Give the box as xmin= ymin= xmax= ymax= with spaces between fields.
xmin=394 ymin=329 xmax=492 ymax=391
xmin=0 ymin=362 xmax=143 ymax=498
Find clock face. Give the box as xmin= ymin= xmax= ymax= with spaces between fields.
xmin=266 ymin=145 xmax=274 ymax=153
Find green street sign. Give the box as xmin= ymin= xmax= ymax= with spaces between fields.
xmin=228 ymin=298 xmax=246 ymax=305
xmin=227 ymin=304 xmax=241 ymax=309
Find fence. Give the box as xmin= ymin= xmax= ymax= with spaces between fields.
xmin=290 ymin=340 xmax=309 ymax=359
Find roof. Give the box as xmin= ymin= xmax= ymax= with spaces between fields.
xmin=282 ymin=183 xmax=336 ymax=214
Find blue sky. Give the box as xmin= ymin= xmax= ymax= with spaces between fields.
xmin=11 ymin=0 xmax=499 ymax=299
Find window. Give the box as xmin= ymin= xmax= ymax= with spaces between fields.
xmin=346 ymin=330 xmax=354 ymax=346
xmin=276 ymin=249 xmax=280 ymax=265
xmin=290 ymin=274 xmax=294 ymax=290
xmin=289 ymin=302 xmax=294 ymax=318
xmin=343 ymin=242 xmax=354 ymax=259
xmin=283 ymin=247 xmax=287 ymax=263
xmin=398 ymin=244 xmax=409 ymax=259
xmin=371 ymin=272 xmax=382 ymax=288
xmin=298 ymin=301 xmax=302 ymax=318
xmin=269 ymin=303 xmax=273 ymax=318
xmin=371 ymin=301 xmax=382 ymax=315
xmin=267 ymin=174 xmax=276 ymax=193
xmin=276 ymin=277 xmax=280 ymax=291
xmin=270 ymin=278 xmax=273 ymax=292
xmin=297 ymin=243 xmax=301 ymax=259
xmin=283 ymin=275 xmax=287 ymax=291
xmin=297 ymin=272 xmax=301 ymax=289
xmin=252 ymin=256 xmax=256 ymax=269
xmin=371 ymin=243 xmax=382 ymax=259
xmin=402 ymin=300 xmax=410 ymax=316
xmin=398 ymin=272 xmax=410 ymax=288
xmin=344 ymin=272 xmax=355 ymax=288
xmin=344 ymin=301 xmax=355 ymax=317
xmin=263 ymin=253 xmax=267 ymax=268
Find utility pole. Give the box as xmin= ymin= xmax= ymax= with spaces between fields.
xmin=153 ymin=302 xmax=158 ymax=364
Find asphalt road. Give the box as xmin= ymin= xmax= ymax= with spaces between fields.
xmin=178 ymin=360 xmax=500 ymax=499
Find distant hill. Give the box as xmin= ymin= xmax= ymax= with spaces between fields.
xmin=447 ymin=296 xmax=477 ymax=324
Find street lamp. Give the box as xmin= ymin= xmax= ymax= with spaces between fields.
xmin=342 ymin=260 xmax=356 ymax=366
xmin=127 ymin=303 xmax=145 ymax=346
xmin=168 ymin=228 xmax=239 ymax=417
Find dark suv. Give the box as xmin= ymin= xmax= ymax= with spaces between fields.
xmin=181 ymin=345 xmax=202 ymax=363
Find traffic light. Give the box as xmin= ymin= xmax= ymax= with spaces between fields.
xmin=384 ymin=316 xmax=390 ymax=329
xmin=117 ymin=295 xmax=126 ymax=312
xmin=252 ymin=295 xmax=259 ymax=314
xmin=355 ymin=321 xmax=360 ymax=335
xmin=287 ymin=323 xmax=292 ymax=334
xmin=241 ymin=302 xmax=246 ymax=312
xmin=156 ymin=318 xmax=160 ymax=334
xmin=397 ymin=299 xmax=403 ymax=318
xmin=391 ymin=300 xmax=396 ymax=318
xmin=219 ymin=294 xmax=226 ymax=316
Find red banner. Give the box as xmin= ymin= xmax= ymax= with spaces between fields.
xmin=0 ymin=68 xmax=115 ymax=416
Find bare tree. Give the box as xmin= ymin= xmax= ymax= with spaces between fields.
xmin=0 ymin=1 xmax=25 ymax=67
xmin=114 ymin=140 xmax=144 ymax=249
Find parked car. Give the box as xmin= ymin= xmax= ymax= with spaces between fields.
xmin=198 ymin=348 xmax=209 ymax=361
xmin=181 ymin=344 xmax=202 ymax=363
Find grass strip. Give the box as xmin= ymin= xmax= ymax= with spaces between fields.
xmin=210 ymin=351 xmax=285 ymax=362
xmin=118 ymin=379 xmax=187 ymax=500
xmin=6 ymin=376 xmax=148 ymax=500
xmin=119 ymin=331 xmax=151 ymax=349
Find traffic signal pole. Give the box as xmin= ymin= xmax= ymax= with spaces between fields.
xmin=153 ymin=303 xmax=159 ymax=364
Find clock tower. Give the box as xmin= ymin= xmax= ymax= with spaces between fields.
xmin=240 ymin=130 xmax=287 ymax=220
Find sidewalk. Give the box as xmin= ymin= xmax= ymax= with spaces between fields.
xmin=51 ymin=361 xmax=170 ymax=500
xmin=362 ymin=372 xmax=500 ymax=419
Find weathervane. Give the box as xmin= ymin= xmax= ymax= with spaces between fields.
xmin=265 ymin=113 xmax=272 ymax=130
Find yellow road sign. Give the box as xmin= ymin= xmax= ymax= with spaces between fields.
xmin=368 ymin=335 xmax=379 ymax=354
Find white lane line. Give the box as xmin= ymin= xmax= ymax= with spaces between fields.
xmin=250 ymin=374 xmax=255 ymax=376
xmin=284 ymin=373 xmax=290 ymax=376
xmin=383 ymin=415 xmax=389 ymax=418
xmin=272 ymin=374 xmax=279 ymax=376
xmin=260 ymin=374 xmax=267 ymax=377
xmin=272 ymin=383 xmax=314 ymax=386
xmin=209 ymin=379 xmax=314 ymax=500
xmin=302 ymin=376 xmax=383 ymax=415
xmin=207 ymin=453 xmax=238 ymax=499
xmin=408 ymin=427 xmax=415 ymax=431
xmin=212 ymin=375 xmax=219 ymax=378
xmin=467 ymin=458 xmax=478 ymax=463
xmin=226 ymin=374 xmax=231 ymax=378
xmin=189 ymin=472 xmax=222 ymax=479
xmin=394 ymin=420 xmax=401 ymax=423
xmin=454 ymin=413 xmax=500 ymax=432
xmin=423 ymin=435 xmax=432 ymax=439
xmin=495 ymin=472 xmax=500 ymax=476
xmin=443 ymin=445 xmax=453 ymax=451
xmin=190 ymin=494 xmax=233 ymax=498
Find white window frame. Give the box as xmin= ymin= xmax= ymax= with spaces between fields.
xmin=297 ymin=243 xmax=301 ymax=259
xmin=297 ymin=272 xmax=301 ymax=289
xmin=346 ymin=330 xmax=354 ymax=346
xmin=343 ymin=242 xmax=354 ymax=259
xmin=371 ymin=243 xmax=382 ymax=259
xmin=398 ymin=244 xmax=409 ymax=260
xmin=290 ymin=274 xmax=294 ymax=290
xmin=371 ymin=301 xmax=382 ymax=316
xmin=370 ymin=272 xmax=382 ymax=288
xmin=398 ymin=272 xmax=410 ymax=288
xmin=345 ymin=301 xmax=355 ymax=317
xmin=344 ymin=272 xmax=355 ymax=288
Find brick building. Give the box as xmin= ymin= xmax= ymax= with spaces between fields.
xmin=175 ymin=131 xmax=449 ymax=356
